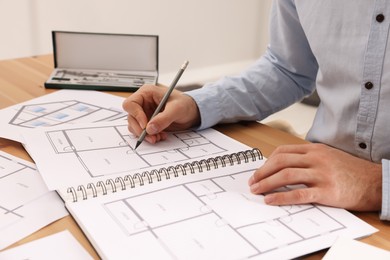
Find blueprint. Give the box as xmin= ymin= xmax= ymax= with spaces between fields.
xmin=66 ymin=161 xmax=377 ymax=260
xmin=22 ymin=121 xmax=249 ymax=190
xmin=0 ymin=151 xmax=68 ymax=250
xmin=0 ymin=89 xmax=126 ymax=142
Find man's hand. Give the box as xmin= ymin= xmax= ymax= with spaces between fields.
xmin=122 ymin=85 xmax=200 ymax=144
xmin=248 ymin=143 xmax=382 ymax=211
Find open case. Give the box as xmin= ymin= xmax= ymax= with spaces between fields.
xmin=45 ymin=31 xmax=159 ymax=92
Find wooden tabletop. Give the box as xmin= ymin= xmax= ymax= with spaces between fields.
xmin=1 ymin=55 xmax=390 ymax=259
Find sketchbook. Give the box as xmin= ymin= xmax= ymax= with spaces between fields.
xmin=65 ymin=152 xmax=376 ymax=260
xmin=21 ymin=121 xmax=377 ymax=259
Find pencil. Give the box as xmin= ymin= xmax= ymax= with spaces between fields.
xmin=134 ymin=60 xmax=189 ymax=150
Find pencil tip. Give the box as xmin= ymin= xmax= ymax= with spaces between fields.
xmin=134 ymin=141 xmax=141 ymax=150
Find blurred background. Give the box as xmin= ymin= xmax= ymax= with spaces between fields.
xmin=0 ymin=0 xmax=271 ymax=84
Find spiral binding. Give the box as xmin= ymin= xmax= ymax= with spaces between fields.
xmin=66 ymin=148 xmax=263 ymax=202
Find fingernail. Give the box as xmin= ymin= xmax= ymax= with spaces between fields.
xmin=248 ymin=175 xmax=255 ymax=185
xmin=250 ymin=182 xmax=260 ymax=193
xmin=145 ymin=135 xmax=155 ymax=144
xmin=264 ymin=195 xmax=274 ymax=204
xmin=147 ymin=123 xmax=158 ymax=135
xmin=140 ymin=121 xmax=146 ymax=130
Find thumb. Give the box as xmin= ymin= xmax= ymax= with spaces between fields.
xmin=146 ymin=106 xmax=178 ymax=135
xmin=146 ymin=112 xmax=172 ymax=135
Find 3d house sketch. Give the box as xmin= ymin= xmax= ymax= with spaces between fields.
xmin=9 ymin=100 xmax=125 ymax=128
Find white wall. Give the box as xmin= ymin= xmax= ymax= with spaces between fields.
xmin=0 ymin=0 xmax=272 ymax=85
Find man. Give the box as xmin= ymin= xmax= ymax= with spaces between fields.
xmin=123 ymin=0 xmax=390 ymax=220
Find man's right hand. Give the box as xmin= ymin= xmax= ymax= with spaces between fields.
xmin=122 ymin=84 xmax=201 ymax=144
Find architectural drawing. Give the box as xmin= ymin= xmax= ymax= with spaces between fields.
xmin=1 ymin=154 xmax=36 ymax=228
xmin=9 ymin=100 xmax=125 ymax=128
xmin=0 ymin=89 xmax=126 ymax=142
xmin=0 ymin=151 xmax=67 ymax=249
xmin=103 ymin=169 xmax=346 ymax=259
xmin=45 ymin=125 xmax=227 ymax=178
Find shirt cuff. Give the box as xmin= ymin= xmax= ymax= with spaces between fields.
xmin=380 ymin=159 xmax=390 ymax=220
xmin=184 ymin=86 xmax=222 ymax=130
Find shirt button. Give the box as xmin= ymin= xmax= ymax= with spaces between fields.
xmin=365 ymin=81 xmax=374 ymax=89
xmin=376 ymin=14 xmax=385 ymax=23
xmin=359 ymin=142 xmax=367 ymax=149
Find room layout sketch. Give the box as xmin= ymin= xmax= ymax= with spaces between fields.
xmin=103 ymin=170 xmax=346 ymax=259
xmin=0 ymin=151 xmax=66 ymax=250
xmin=0 ymin=155 xmax=35 ymax=230
xmin=8 ymin=100 xmax=125 ymax=128
xmin=0 ymin=152 xmax=49 ymax=230
xmin=46 ymin=125 xmax=227 ymax=178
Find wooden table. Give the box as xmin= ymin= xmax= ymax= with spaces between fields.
xmin=1 ymin=55 xmax=389 ymax=259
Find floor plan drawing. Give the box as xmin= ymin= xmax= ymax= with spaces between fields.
xmin=0 ymin=154 xmax=36 ymax=230
xmin=0 ymin=89 xmax=126 ymax=142
xmin=102 ymin=169 xmax=346 ymax=259
xmin=66 ymin=161 xmax=375 ymax=260
xmin=45 ymin=125 xmax=227 ymax=178
xmin=0 ymin=151 xmax=67 ymax=250
xmin=23 ymin=121 xmax=250 ymax=190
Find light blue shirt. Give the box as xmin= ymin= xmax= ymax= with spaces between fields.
xmin=187 ymin=0 xmax=390 ymax=220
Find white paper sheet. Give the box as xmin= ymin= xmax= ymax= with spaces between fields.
xmin=0 ymin=230 xmax=93 ymax=260
xmin=0 ymin=151 xmax=68 ymax=250
xmin=66 ymin=161 xmax=377 ymax=260
xmin=323 ymin=236 xmax=390 ymax=260
xmin=0 ymin=89 xmax=126 ymax=142
xmin=22 ymin=121 xmax=250 ymax=191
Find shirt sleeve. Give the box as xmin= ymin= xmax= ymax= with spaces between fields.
xmin=380 ymin=159 xmax=390 ymax=220
xmin=186 ymin=0 xmax=318 ymax=130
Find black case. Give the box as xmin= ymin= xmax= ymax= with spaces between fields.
xmin=45 ymin=31 xmax=159 ymax=92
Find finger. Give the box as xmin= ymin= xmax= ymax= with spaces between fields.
xmin=144 ymin=132 xmax=168 ymax=144
xmin=145 ymin=135 xmax=157 ymax=144
xmin=127 ymin=114 xmax=144 ymax=137
xmin=250 ymin=167 xmax=314 ymax=194
xmin=146 ymin=101 xmax=181 ymax=134
xmin=267 ymin=143 xmax=331 ymax=160
xmin=264 ymin=187 xmax=319 ymax=206
xmin=267 ymin=144 xmax=314 ymax=159
xmin=159 ymin=132 xmax=168 ymax=140
xmin=147 ymin=115 xmax=174 ymax=135
xmin=128 ymin=113 xmax=166 ymax=145
xmin=125 ymin=100 xmax=148 ymax=130
xmin=250 ymin=153 xmax=310 ymax=185
xmin=123 ymin=85 xmax=165 ymax=130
